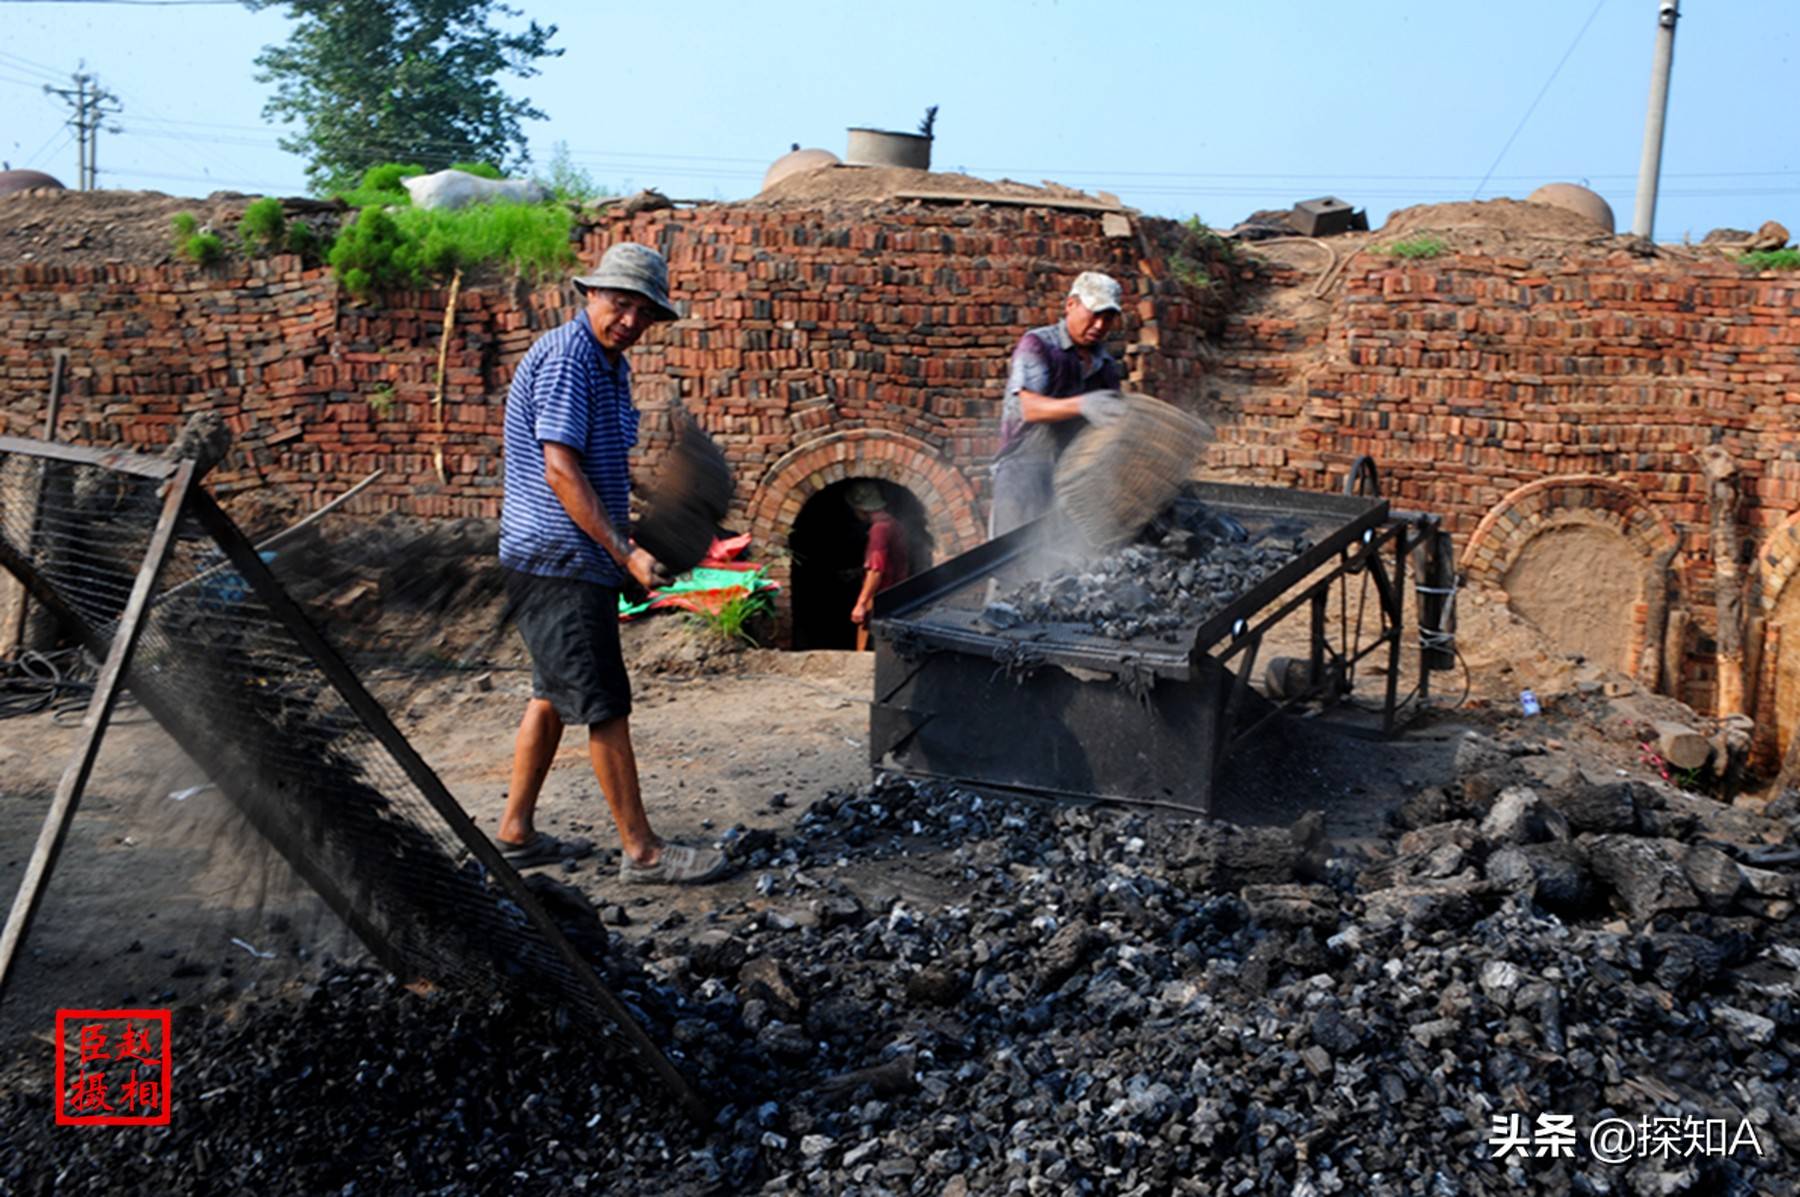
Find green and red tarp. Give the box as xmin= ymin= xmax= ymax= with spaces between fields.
xmin=619 ymin=533 xmax=779 ymax=620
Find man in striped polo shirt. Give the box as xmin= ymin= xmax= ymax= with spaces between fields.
xmin=497 ymin=242 xmax=729 ymax=884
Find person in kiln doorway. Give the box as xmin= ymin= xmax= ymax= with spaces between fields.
xmin=847 ymin=480 xmax=911 ymax=650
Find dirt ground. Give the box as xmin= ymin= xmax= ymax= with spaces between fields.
xmin=0 ymin=619 xmax=874 ymax=1047
xmin=0 ymin=574 xmax=1680 ymax=1059
xmin=4 ymin=543 xmax=1783 ymax=1197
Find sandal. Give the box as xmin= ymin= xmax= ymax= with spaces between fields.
xmin=497 ymin=833 xmax=596 ymax=868
xmin=619 ymin=842 xmax=733 ymax=886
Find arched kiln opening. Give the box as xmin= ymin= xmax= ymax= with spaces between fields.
xmin=787 ymin=478 xmax=932 ymax=650
xmin=1502 ymin=522 xmax=1641 ymax=671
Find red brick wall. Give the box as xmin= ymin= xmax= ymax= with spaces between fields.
xmin=1209 ymin=251 xmax=1800 ymax=537
xmin=0 ymin=204 xmax=1235 ymax=627
xmin=0 ymin=205 xmax=1231 ymax=505
xmin=1205 ymin=249 xmax=1800 ymax=714
xmin=3 ymin=209 xmax=1798 ymax=689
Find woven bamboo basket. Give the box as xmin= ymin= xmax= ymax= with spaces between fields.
xmin=634 ymin=420 xmax=735 ymax=575
xmin=1052 ymin=392 xmax=1213 ymax=551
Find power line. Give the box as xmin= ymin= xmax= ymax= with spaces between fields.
xmin=1472 ymin=0 xmax=1609 ymax=199
xmin=0 ymin=1 xmax=243 ymax=5
xmin=96 ymin=166 xmax=309 ymax=190
xmin=0 ymin=50 xmax=67 ymax=81
xmin=21 ymin=127 xmax=74 ymax=170
xmin=76 ymin=109 xmax=1800 ymax=183
xmin=101 ymin=109 xmax=1800 ymax=187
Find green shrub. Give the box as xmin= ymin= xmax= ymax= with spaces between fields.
xmin=1385 ymin=237 xmax=1449 ymax=260
xmin=179 ymin=232 xmax=225 ymax=266
xmin=688 ymin=591 xmax=773 ymax=646
xmin=170 ymin=211 xmax=198 ymax=238
xmin=1739 ymin=248 xmax=1800 ymax=270
xmin=327 ymin=200 xmax=575 ymax=296
xmin=538 ymin=141 xmax=609 ymax=204
xmin=367 ymin=384 xmax=396 ymax=418
xmin=324 ymin=159 xmax=578 ymax=296
xmin=1172 ymin=254 xmax=1212 ymax=289
xmin=448 ymin=161 xmax=503 ymax=179
xmin=1183 ymin=214 xmax=1236 ymax=262
xmin=286 ymin=221 xmax=319 ymax=258
xmin=337 ymin=162 xmax=427 ymax=209
xmin=239 ymin=197 xmax=288 ymax=252
xmin=328 ymin=207 xmax=417 ymax=296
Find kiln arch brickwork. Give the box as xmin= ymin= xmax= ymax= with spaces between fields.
xmin=1461 ymin=475 xmax=1680 ymax=677
xmin=746 ymin=429 xmax=983 ymax=642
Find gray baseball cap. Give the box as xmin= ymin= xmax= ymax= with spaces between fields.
xmin=574 ymin=242 xmax=679 ymax=321
xmin=1068 ymin=270 xmax=1123 ymax=314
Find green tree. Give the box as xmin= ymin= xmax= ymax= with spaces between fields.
xmin=247 ymin=0 xmax=560 ymax=194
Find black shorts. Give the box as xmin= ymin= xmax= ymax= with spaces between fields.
xmin=504 ymin=569 xmax=632 ymax=725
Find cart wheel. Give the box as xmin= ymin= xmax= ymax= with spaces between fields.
xmin=1345 ymin=456 xmax=1382 ymax=498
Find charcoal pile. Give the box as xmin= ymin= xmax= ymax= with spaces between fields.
xmin=6 ymin=743 xmax=1798 ymax=1195
xmin=985 ymin=504 xmax=1311 ymax=640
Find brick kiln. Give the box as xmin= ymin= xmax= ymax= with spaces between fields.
xmin=5 ymin=191 xmax=1800 ymax=762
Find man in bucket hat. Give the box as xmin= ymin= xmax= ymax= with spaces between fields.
xmin=497 ymin=242 xmax=730 ymax=884
xmin=989 ymin=270 xmax=1129 ymax=537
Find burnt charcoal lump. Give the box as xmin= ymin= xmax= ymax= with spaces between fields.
xmin=997 ymin=515 xmax=1314 ymax=641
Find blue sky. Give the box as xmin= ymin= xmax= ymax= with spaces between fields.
xmin=1 ymin=0 xmax=1794 ymax=240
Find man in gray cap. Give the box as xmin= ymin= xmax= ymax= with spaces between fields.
xmin=496 ymin=241 xmax=729 ymax=884
xmin=989 ymin=270 xmax=1130 ymax=537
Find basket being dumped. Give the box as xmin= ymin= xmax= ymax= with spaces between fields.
xmin=1053 ymin=392 xmax=1215 ymax=551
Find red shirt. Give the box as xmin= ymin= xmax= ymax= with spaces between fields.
xmin=863 ymin=511 xmax=910 ymax=592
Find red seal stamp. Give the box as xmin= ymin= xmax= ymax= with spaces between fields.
xmin=54 ymin=1008 xmax=171 ymax=1126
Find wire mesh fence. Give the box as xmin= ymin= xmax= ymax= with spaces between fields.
xmin=0 ymin=438 xmax=701 ymax=1117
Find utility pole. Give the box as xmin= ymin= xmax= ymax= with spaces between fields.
xmin=1631 ymin=0 xmax=1680 ymax=239
xmin=45 ymin=69 xmax=122 ymax=190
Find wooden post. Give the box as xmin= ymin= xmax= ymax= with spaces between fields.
xmin=432 ymin=268 xmax=462 ymax=485
xmin=1664 ymin=608 xmax=1690 ymax=701
xmin=1637 ymin=542 xmax=1681 ymax=693
xmin=1 ymin=350 xmax=68 ymax=658
xmin=0 ymin=461 xmax=194 ymax=1002
xmin=1700 ymin=445 xmax=1747 ymax=715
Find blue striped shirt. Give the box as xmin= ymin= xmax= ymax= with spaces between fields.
xmin=499 ymin=310 xmax=640 ymax=585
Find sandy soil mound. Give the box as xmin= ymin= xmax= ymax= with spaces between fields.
xmin=751 ymin=164 xmax=1106 ymax=209
xmin=0 ymin=187 xmax=344 ymax=268
xmin=1375 ymin=197 xmax=1620 ymax=244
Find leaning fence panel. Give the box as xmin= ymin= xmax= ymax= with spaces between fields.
xmin=0 ymin=439 xmax=703 ymax=1118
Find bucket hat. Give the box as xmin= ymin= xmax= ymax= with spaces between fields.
xmin=846 ymin=480 xmax=887 ymax=512
xmin=574 ymin=242 xmax=679 ymax=321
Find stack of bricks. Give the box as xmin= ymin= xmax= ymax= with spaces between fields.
xmin=578 ymin=204 xmax=1237 ymax=508
xmin=1204 ymin=247 xmax=1800 ymax=715
xmin=1210 ymin=249 xmax=1800 ymax=555
xmin=0 ymin=205 xmax=1234 ymax=536
xmin=4 ymin=204 xmax=1799 ymax=687
xmin=0 ymin=255 xmax=550 ymax=518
